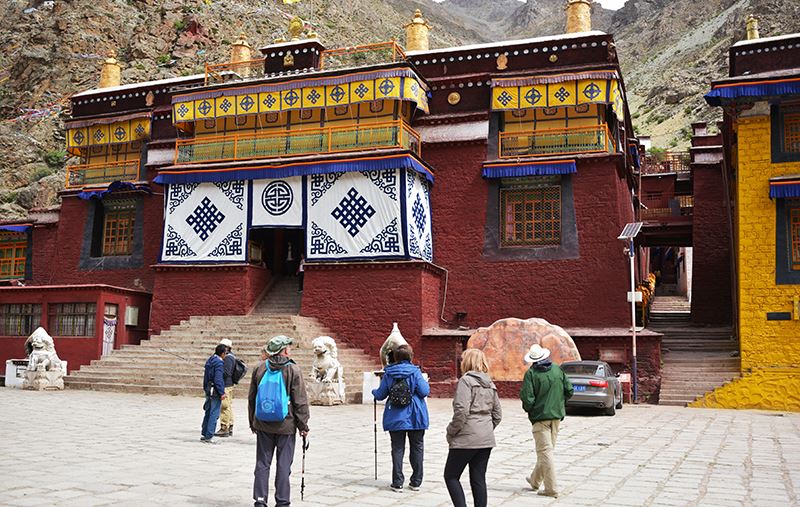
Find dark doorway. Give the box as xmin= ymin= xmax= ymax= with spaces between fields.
xmin=248 ymin=228 xmax=305 ymax=277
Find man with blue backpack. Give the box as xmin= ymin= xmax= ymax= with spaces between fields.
xmin=248 ymin=335 xmax=310 ymax=507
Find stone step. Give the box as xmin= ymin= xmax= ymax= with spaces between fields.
xmin=68 ymin=371 xmax=367 ymax=385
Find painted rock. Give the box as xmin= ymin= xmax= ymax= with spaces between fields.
xmin=467 ymin=317 xmax=581 ymax=381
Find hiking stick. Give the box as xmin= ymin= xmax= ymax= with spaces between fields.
xmin=373 ymin=398 xmax=378 ymax=480
xmin=301 ymin=435 xmax=309 ymax=500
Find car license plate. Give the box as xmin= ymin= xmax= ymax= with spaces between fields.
xmin=574 ymin=385 xmax=587 ymax=392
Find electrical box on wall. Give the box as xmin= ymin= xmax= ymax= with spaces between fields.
xmin=125 ymin=306 xmax=139 ymax=326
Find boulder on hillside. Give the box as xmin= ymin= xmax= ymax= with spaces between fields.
xmin=466 ymin=317 xmax=581 ymax=381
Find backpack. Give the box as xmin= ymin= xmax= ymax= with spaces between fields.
xmin=255 ymin=364 xmax=290 ymax=422
xmin=232 ymin=358 xmax=247 ymax=385
xmin=388 ymin=377 xmax=412 ymax=407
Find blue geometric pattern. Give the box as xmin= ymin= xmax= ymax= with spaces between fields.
xmin=331 ymin=187 xmax=375 ymax=237
xmin=408 ymin=225 xmax=420 ymax=257
xmin=310 ymin=172 xmax=344 ymax=206
xmin=167 ymin=183 xmax=199 ymax=214
xmin=354 ymin=83 xmax=369 ymax=99
xmin=582 ymin=83 xmax=602 ymax=100
xmin=262 ymin=180 xmax=293 ymax=216
xmin=306 ymin=89 xmax=321 ymax=105
xmin=214 ymin=181 xmax=245 ymax=210
xmin=219 ymin=98 xmax=233 ymax=113
xmin=329 ymin=85 xmax=346 ymax=103
xmin=264 ymin=94 xmax=277 ymax=109
xmin=423 ymin=234 xmax=432 ymax=261
xmin=240 ymin=95 xmax=255 ymax=112
xmin=185 ymin=197 xmax=225 ymax=241
xmin=525 ymin=88 xmax=542 ymax=105
xmin=361 ymin=169 xmax=397 ymax=201
xmin=496 ymin=91 xmax=514 ymax=107
xmin=379 ymin=78 xmax=395 ymax=96
xmin=164 ymin=225 xmax=195 ymax=257
xmin=114 ymin=126 xmax=126 ymax=140
xmin=72 ymin=130 xmax=85 ymax=145
xmin=412 ymin=195 xmax=426 ymax=233
xmin=361 ymin=218 xmax=400 ymax=254
xmin=406 ymin=170 xmax=416 ymax=199
xmin=176 ymin=104 xmax=189 ymax=118
xmin=197 ymin=100 xmax=213 ymax=116
xmin=309 ymin=221 xmax=347 ymax=256
xmin=284 ymin=90 xmax=300 ymax=107
xmin=209 ymin=223 xmax=242 ymax=257
xmin=554 ymin=86 xmax=570 ymax=103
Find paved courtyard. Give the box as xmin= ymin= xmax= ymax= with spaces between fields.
xmin=1 ymin=388 xmax=799 ymax=507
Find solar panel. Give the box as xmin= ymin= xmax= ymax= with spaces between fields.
xmin=617 ymin=222 xmax=643 ymax=240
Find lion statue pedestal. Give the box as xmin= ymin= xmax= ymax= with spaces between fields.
xmin=22 ymin=327 xmax=65 ymax=391
xmin=308 ymin=336 xmax=345 ymax=406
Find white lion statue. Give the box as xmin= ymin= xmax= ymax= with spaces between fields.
xmin=25 ymin=327 xmax=62 ymax=372
xmin=379 ymin=322 xmax=408 ymax=367
xmin=311 ymin=336 xmax=342 ymax=383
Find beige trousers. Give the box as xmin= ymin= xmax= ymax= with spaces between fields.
xmin=530 ymin=419 xmax=560 ymax=494
xmin=219 ymin=386 xmax=234 ymax=430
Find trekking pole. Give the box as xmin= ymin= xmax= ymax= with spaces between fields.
xmin=373 ymin=398 xmax=378 ymax=480
xmin=301 ymin=434 xmax=309 ymax=500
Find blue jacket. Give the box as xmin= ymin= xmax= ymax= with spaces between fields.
xmin=372 ymin=361 xmax=430 ymax=431
xmin=204 ymin=355 xmax=226 ymax=397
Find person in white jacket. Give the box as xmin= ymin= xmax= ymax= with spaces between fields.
xmin=444 ymin=349 xmax=502 ymax=507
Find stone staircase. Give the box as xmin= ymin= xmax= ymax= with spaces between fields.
xmin=65 ymin=280 xmax=380 ymax=403
xmin=648 ymin=295 xmax=691 ymax=326
xmin=253 ymin=276 xmax=302 ymax=315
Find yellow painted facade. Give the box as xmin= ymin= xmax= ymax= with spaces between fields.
xmin=691 ymin=114 xmax=800 ymax=411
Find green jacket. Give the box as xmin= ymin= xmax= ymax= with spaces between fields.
xmin=519 ymin=362 xmax=574 ymax=423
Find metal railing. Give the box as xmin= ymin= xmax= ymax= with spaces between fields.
xmin=641 ymin=152 xmax=690 ymax=175
xmin=499 ymin=124 xmax=614 ymax=159
xmin=175 ymin=120 xmax=421 ymax=164
xmin=320 ymin=41 xmax=407 ymax=71
xmin=205 ymin=59 xmax=266 ymax=85
xmin=66 ymin=159 xmax=140 ymax=189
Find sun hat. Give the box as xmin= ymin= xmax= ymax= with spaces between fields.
xmin=524 ymin=343 xmax=551 ymax=364
xmin=266 ymin=335 xmax=294 ymax=355
xmin=219 ymin=338 xmax=233 ymax=348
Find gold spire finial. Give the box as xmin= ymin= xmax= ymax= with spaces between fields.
xmin=288 ymin=16 xmax=305 ymax=40
xmin=99 ymin=49 xmax=121 ymax=88
xmin=746 ymin=14 xmax=760 ymax=40
xmin=405 ymin=9 xmax=431 ymax=52
xmin=565 ymin=0 xmax=592 ymax=34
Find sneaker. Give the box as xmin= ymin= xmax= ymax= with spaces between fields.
xmin=200 ymin=437 xmax=217 ymax=444
xmin=390 ymin=485 xmax=404 ymax=493
xmin=526 ymin=475 xmax=540 ymax=491
xmin=408 ymin=484 xmax=420 ymax=491
xmin=538 ymin=490 xmax=559 ymax=498
xmin=214 ymin=429 xmax=231 ymax=437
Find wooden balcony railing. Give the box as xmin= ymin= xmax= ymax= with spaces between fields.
xmin=175 ymin=120 xmax=421 ymax=165
xmin=499 ymin=124 xmax=614 ymax=159
xmin=320 ymin=41 xmax=407 ymax=71
xmin=66 ymin=159 xmax=140 ymax=189
xmin=641 ymin=152 xmax=691 ymax=175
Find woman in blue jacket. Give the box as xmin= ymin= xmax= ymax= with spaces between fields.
xmin=372 ymin=344 xmax=430 ymax=493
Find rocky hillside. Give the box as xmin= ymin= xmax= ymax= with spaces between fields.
xmin=1 ymin=0 xmax=799 ymax=220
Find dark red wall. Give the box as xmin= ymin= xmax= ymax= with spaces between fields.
xmin=425 ymin=142 xmax=633 ymax=329
xmin=691 ymin=163 xmax=732 ymax=325
xmin=149 ymin=264 xmax=270 ymax=335
xmin=640 ymin=175 xmax=676 ymax=208
xmin=0 ymin=286 xmax=151 ymax=373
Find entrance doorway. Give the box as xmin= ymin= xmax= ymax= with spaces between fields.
xmin=248 ymin=228 xmax=305 ymax=278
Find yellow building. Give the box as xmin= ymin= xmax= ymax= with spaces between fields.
xmin=696 ymin=28 xmax=800 ymax=410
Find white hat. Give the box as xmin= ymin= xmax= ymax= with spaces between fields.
xmin=524 ymin=344 xmax=551 ymax=364
xmin=219 ymin=338 xmax=233 ymax=348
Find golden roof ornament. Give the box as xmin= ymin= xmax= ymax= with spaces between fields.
xmin=288 ymin=16 xmax=305 ymax=40
xmin=746 ymin=14 xmax=760 ymax=40
xmin=405 ymin=9 xmax=431 ymax=52
xmin=99 ymin=49 xmax=121 ymax=89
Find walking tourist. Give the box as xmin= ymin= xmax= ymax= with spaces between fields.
xmin=297 ymin=254 xmax=305 ymax=293
xmin=372 ymin=344 xmax=430 ymax=493
xmin=519 ymin=344 xmax=573 ymax=498
xmin=201 ymin=343 xmax=227 ymax=443
xmin=249 ymin=335 xmax=310 ymax=507
xmin=216 ymin=338 xmax=236 ymax=437
xmin=444 ymin=349 xmax=502 ymax=507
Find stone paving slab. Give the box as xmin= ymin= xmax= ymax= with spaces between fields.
xmin=1 ymin=389 xmax=799 ymax=506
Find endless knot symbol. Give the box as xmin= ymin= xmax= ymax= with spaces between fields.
xmin=185 ymin=196 xmax=226 ymax=241
xmin=306 ymin=89 xmax=321 ymax=104
xmin=93 ymin=129 xmax=105 ymax=143
xmin=219 ymin=98 xmax=233 ymax=113
xmin=114 ymin=126 xmax=126 ymax=141
xmin=354 ymin=83 xmax=369 ymax=99
xmin=496 ymin=91 xmax=514 ymax=107
xmin=554 ymin=86 xmax=570 ymax=103
xmin=72 ymin=130 xmax=85 ymax=145
xmin=525 ymin=88 xmax=542 ymax=105
xmin=176 ymin=104 xmax=189 ymax=118
xmin=135 ymin=124 xmax=146 ymax=137
xmin=264 ymin=94 xmax=277 ymax=109
xmin=240 ymin=95 xmax=255 ymax=112
xmin=378 ymin=79 xmax=395 ymax=96
xmin=284 ymin=90 xmax=300 ymax=107
xmin=410 ymin=82 xmax=419 ymax=95
xmin=262 ymin=181 xmax=293 ymax=216
xmin=329 ymin=85 xmax=346 ymax=103
xmin=197 ymin=100 xmax=213 ymax=116
xmin=583 ymin=83 xmax=602 ymax=100
xmin=331 ymin=187 xmax=375 ymax=237
xmin=412 ymin=195 xmax=426 ymax=233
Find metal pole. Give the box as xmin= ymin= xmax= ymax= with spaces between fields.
xmin=630 ymin=239 xmax=638 ymax=403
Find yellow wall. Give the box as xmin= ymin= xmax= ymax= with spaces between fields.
xmin=502 ymin=104 xmax=603 ymax=133
xmin=85 ymin=141 xmax=142 ymax=165
xmin=690 ymin=369 xmax=800 ymax=410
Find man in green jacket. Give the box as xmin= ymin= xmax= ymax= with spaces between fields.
xmin=519 ymin=344 xmax=573 ymax=498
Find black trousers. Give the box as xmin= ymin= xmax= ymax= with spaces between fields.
xmin=253 ymin=432 xmax=296 ymax=507
xmin=389 ymin=429 xmax=425 ymax=488
xmin=444 ymin=448 xmax=492 ymax=507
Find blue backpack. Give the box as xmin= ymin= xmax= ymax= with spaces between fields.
xmin=255 ymin=364 xmax=290 ymax=422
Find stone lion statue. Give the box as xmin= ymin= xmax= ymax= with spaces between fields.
xmin=379 ymin=322 xmax=408 ymax=367
xmin=311 ymin=336 xmax=342 ymax=383
xmin=25 ymin=327 xmax=62 ymax=372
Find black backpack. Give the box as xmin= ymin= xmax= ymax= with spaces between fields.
xmin=388 ymin=377 xmax=412 ymax=407
xmin=232 ymin=358 xmax=247 ymax=385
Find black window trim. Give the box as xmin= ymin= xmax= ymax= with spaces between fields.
xmin=771 ymin=104 xmax=800 ymax=164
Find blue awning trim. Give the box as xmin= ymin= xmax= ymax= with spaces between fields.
xmin=481 ymin=160 xmax=577 ymax=179
xmin=705 ymin=79 xmax=800 ymax=106
xmin=0 ymin=225 xmax=31 ymax=233
xmin=154 ymin=154 xmax=434 ymax=185
xmin=77 ymin=181 xmax=150 ymax=200
xmin=770 ymin=182 xmax=800 ymax=199
xmin=629 ymin=145 xmax=641 ymax=169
